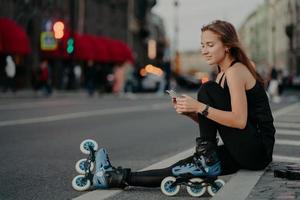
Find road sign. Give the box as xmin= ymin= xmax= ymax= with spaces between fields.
xmin=40 ymin=32 xmax=58 ymax=51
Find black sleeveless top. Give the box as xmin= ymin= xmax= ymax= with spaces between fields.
xmin=217 ymin=61 xmax=275 ymax=161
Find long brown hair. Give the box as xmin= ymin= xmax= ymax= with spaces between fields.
xmin=201 ymin=20 xmax=264 ymax=84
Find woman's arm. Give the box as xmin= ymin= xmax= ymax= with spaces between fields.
xmin=176 ymin=66 xmax=248 ymax=129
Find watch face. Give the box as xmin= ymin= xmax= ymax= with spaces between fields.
xmin=202 ymin=105 xmax=209 ymax=116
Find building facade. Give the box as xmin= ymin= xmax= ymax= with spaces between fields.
xmin=239 ymin=0 xmax=300 ymax=75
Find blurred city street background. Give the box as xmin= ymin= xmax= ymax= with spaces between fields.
xmin=1 ymin=0 xmax=300 ymax=199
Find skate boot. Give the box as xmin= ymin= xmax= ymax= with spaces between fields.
xmin=92 ymin=149 xmax=130 ymax=189
xmin=172 ymin=137 xmax=221 ymax=177
xmin=161 ymin=137 xmax=225 ymax=197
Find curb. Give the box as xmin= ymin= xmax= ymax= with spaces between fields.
xmin=212 ymin=170 xmax=264 ymax=200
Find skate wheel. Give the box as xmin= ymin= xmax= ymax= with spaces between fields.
xmin=72 ymin=175 xmax=91 ymax=191
xmin=207 ymin=179 xmax=225 ymax=196
xmin=75 ymin=158 xmax=94 ymax=174
xmin=186 ymin=178 xmax=206 ymax=197
xmin=160 ymin=176 xmax=180 ymax=196
xmin=80 ymin=139 xmax=98 ymax=154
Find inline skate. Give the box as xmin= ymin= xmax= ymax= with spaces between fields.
xmin=72 ymin=139 xmax=130 ymax=191
xmin=160 ymin=137 xmax=225 ymax=197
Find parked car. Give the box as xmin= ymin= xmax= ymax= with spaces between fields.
xmin=175 ymin=74 xmax=202 ymax=90
xmin=140 ymin=73 xmax=164 ymax=92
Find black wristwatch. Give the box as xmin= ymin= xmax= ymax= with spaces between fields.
xmin=201 ymin=105 xmax=209 ymax=117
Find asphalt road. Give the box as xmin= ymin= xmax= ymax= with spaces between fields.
xmin=0 ymin=91 xmax=299 ymax=200
xmin=0 ymin=93 xmax=199 ymax=200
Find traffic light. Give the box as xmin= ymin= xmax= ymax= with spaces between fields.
xmin=66 ymin=37 xmax=74 ymax=54
xmin=53 ymin=21 xmax=64 ymax=39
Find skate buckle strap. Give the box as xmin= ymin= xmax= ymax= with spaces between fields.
xmin=193 ymin=155 xmax=208 ymax=175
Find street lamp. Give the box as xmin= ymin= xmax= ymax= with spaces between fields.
xmin=173 ymin=0 xmax=179 ymax=54
xmin=173 ymin=0 xmax=180 ymax=74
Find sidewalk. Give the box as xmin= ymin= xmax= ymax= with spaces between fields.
xmin=246 ymin=162 xmax=300 ymax=200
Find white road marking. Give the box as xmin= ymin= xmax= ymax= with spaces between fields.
xmin=273 ymin=155 xmax=300 ymax=163
xmin=0 ymin=100 xmax=74 ymax=110
xmin=272 ymin=103 xmax=300 ymax=118
xmin=281 ymin=113 xmax=300 ymax=117
xmin=274 ymin=122 xmax=300 ymax=129
xmin=275 ymin=139 xmax=300 ymax=146
xmin=0 ymin=103 xmax=171 ymax=127
xmin=276 ymin=129 xmax=300 ymax=136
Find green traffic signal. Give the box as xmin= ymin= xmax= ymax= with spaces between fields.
xmin=67 ymin=38 xmax=74 ymax=54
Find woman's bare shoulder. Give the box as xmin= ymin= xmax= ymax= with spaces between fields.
xmin=226 ymin=63 xmax=255 ymax=88
xmin=225 ymin=62 xmax=247 ymax=78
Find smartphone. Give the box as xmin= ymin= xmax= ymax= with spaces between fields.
xmin=166 ymin=89 xmax=178 ymax=99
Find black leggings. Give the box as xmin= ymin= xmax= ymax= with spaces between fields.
xmin=127 ymin=81 xmax=269 ymax=187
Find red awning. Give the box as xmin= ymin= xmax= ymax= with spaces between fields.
xmin=40 ymin=31 xmax=134 ymax=64
xmin=107 ymin=39 xmax=134 ymax=64
xmin=41 ymin=33 xmax=110 ymax=62
xmin=106 ymin=39 xmax=124 ymax=63
xmin=0 ymin=17 xmax=31 ymax=55
xmin=75 ymin=34 xmax=95 ymax=61
xmin=86 ymin=36 xmax=111 ymax=63
xmin=118 ymin=40 xmax=135 ymax=64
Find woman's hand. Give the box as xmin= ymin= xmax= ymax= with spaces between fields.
xmin=175 ymin=94 xmax=204 ymax=114
xmin=172 ymin=97 xmax=187 ymax=115
xmin=172 ymin=95 xmax=200 ymax=122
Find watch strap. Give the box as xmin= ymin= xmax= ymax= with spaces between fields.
xmin=201 ymin=105 xmax=209 ymax=117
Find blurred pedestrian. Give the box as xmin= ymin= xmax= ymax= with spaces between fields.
xmin=85 ymin=60 xmax=96 ymax=96
xmin=112 ymin=64 xmax=124 ymax=95
xmin=37 ymin=60 xmax=52 ymax=96
xmin=88 ymin=20 xmax=275 ymax=191
xmin=74 ymin=64 xmax=82 ymax=89
xmin=280 ymin=69 xmax=290 ymax=92
xmin=267 ymin=66 xmax=281 ymax=103
xmin=3 ymin=55 xmax=16 ymax=93
xmin=122 ymin=61 xmax=137 ymax=95
xmin=156 ymin=71 xmax=166 ymax=96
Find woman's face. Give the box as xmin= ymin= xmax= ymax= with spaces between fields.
xmin=201 ymin=30 xmax=227 ymax=66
